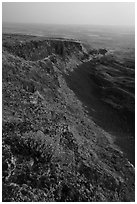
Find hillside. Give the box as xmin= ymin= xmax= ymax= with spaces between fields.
xmin=2 ymin=34 xmax=135 ymax=202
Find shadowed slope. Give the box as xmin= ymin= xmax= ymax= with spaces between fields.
xmin=64 ymin=60 xmax=135 ymax=165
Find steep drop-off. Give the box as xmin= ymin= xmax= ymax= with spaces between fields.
xmin=2 ymin=34 xmax=135 ymax=202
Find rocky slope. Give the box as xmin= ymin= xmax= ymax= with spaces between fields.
xmin=2 ymin=34 xmax=135 ymax=202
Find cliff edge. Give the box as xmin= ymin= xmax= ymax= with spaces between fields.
xmin=2 ymin=34 xmax=135 ymax=202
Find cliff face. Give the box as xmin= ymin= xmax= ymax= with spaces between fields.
xmin=3 ymin=34 xmax=87 ymax=61
xmin=2 ymin=34 xmax=134 ymax=202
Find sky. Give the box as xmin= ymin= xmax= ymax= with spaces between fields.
xmin=2 ymin=2 xmax=135 ymax=27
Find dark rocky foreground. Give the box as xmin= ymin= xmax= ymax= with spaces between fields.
xmin=2 ymin=34 xmax=135 ymax=202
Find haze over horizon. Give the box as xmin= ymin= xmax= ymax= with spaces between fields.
xmin=2 ymin=2 xmax=135 ymax=27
